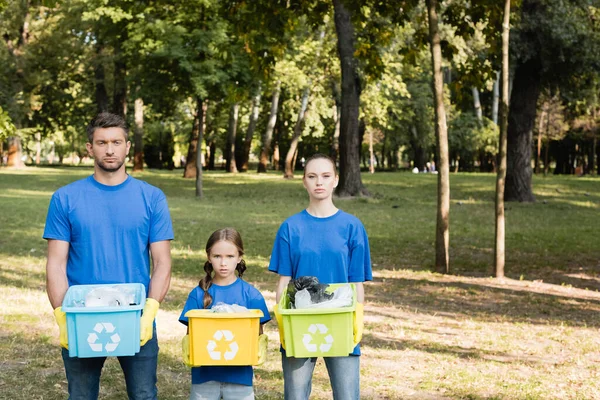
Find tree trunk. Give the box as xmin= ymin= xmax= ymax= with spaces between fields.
xmin=94 ymin=38 xmax=109 ymax=114
xmin=208 ymin=140 xmax=216 ymax=170
xmin=238 ymin=85 xmax=261 ymax=172
xmin=333 ymin=0 xmax=368 ymax=197
xmin=258 ymin=81 xmax=281 ymax=173
xmin=368 ymin=128 xmax=375 ymax=174
xmin=225 ymin=103 xmax=239 ymax=173
xmin=35 ymin=131 xmax=41 ymax=165
xmin=492 ymin=71 xmax=500 ymax=125
xmin=284 ymin=87 xmax=310 ymax=178
xmin=505 ymin=58 xmax=540 ymax=202
xmin=535 ymin=106 xmax=547 ymax=175
xmin=426 ymin=0 xmax=450 ymax=274
xmin=196 ymin=100 xmax=207 ymax=198
xmin=472 ymin=87 xmax=482 ymax=122
xmin=7 ymin=136 xmax=25 ymax=168
xmin=112 ymin=39 xmax=127 ymax=117
xmin=133 ymin=97 xmax=144 ymax=172
xmin=411 ymin=126 xmax=426 ymax=171
xmin=183 ymin=98 xmax=202 ymax=178
xmin=494 ymin=0 xmax=511 ymax=279
xmin=331 ymin=102 xmax=341 ymax=163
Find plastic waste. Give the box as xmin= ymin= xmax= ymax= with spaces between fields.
xmin=211 ymin=302 xmax=249 ymax=313
xmin=84 ymin=286 xmax=135 ymax=307
xmin=294 ymin=283 xmax=353 ymax=309
xmin=287 ymin=276 xmax=333 ymax=307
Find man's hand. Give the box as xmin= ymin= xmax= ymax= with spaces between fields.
xmin=181 ymin=335 xmax=192 ymax=367
xmin=53 ymin=307 xmax=69 ymax=349
xmin=140 ymin=298 xmax=160 ymax=346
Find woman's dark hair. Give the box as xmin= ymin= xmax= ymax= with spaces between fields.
xmin=303 ymin=153 xmax=337 ymax=177
xmin=199 ymin=228 xmax=247 ymax=309
xmin=86 ymin=112 xmax=129 ymax=143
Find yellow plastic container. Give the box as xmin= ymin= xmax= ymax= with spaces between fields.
xmin=185 ymin=309 xmax=263 ymax=366
xmin=278 ymin=283 xmax=356 ymax=358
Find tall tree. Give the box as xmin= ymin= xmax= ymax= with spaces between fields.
xmin=258 ymin=80 xmax=281 ymax=173
xmin=494 ymin=0 xmax=511 ymax=278
xmin=505 ymin=0 xmax=600 ymax=201
xmin=238 ymin=84 xmax=261 ymax=172
xmin=132 ymin=96 xmax=144 ymax=172
xmin=333 ymin=0 xmax=368 ymax=196
xmin=426 ymin=0 xmax=450 ymax=273
xmin=225 ymin=102 xmax=239 ymax=173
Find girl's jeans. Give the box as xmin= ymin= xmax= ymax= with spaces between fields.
xmin=190 ymin=381 xmax=254 ymax=400
xmin=61 ymin=327 xmax=158 ymax=400
xmin=282 ymin=355 xmax=360 ymax=400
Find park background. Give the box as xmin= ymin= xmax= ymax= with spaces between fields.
xmin=1 ymin=1 xmax=600 ymax=399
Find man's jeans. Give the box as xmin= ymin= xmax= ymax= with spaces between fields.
xmin=282 ymin=355 xmax=360 ymax=400
xmin=61 ymin=327 xmax=158 ymax=400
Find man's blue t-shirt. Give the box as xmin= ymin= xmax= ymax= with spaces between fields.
xmin=268 ymin=209 xmax=372 ymax=356
xmin=43 ymin=175 xmax=174 ymax=292
xmin=179 ymin=278 xmax=271 ymax=386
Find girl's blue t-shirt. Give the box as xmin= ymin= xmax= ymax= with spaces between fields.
xmin=43 ymin=175 xmax=174 ymax=294
xmin=268 ymin=209 xmax=372 ymax=356
xmin=179 ymin=278 xmax=271 ymax=386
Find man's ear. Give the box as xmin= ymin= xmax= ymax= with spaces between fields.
xmin=86 ymin=142 xmax=93 ymax=157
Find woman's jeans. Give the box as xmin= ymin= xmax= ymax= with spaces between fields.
xmin=61 ymin=327 xmax=158 ymax=400
xmin=282 ymin=355 xmax=360 ymax=400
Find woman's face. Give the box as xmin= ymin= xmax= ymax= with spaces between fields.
xmin=303 ymin=158 xmax=338 ymax=201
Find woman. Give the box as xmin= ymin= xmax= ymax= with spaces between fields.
xmin=269 ymin=153 xmax=372 ymax=400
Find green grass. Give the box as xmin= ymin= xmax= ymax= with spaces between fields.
xmin=1 ymin=166 xmax=599 ymax=399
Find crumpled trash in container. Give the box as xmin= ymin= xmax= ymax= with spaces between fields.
xmin=294 ymin=284 xmax=353 ymax=309
xmin=84 ymin=286 xmax=136 ymax=307
xmin=287 ymin=276 xmax=333 ymax=307
xmin=211 ymin=302 xmax=249 ymax=313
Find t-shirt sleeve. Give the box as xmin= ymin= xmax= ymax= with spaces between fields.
xmin=43 ymin=193 xmax=71 ymax=242
xmin=150 ymin=190 xmax=174 ymax=243
xmin=268 ymin=223 xmax=293 ymax=276
xmin=179 ymin=289 xmax=202 ymax=326
xmin=247 ymin=288 xmax=272 ymax=325
xmin=348 ymin=221 xmax=373 ymax=282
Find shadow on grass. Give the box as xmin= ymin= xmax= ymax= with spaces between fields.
xmin=363 ymin=333 xmax=563 ymax=366
xmin=367 ymin=276 xmax=600 ymax=328
xmin=0 ymin=265 xmax=46 ymax=291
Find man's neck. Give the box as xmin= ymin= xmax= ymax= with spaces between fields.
xmin=93 ymin=168 xmax=128 ymax=186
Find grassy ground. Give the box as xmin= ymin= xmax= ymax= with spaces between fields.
xmin=0 ymin=166 xmax=599 ymax=399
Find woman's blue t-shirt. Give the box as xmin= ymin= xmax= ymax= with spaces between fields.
xmin=268 ymin=209 xmax=372 ymax=356
xmin=179 ymin=278 xmax=271 ymax=386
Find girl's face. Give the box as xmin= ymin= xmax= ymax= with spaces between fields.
xmin=208 ymin=240 xmax=242 ymax=285
xmin=303 ymin=158 xmax=338 ymax=201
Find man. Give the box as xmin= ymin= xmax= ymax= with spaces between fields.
xmin=44 ymin=112 xmax=174 ymax=399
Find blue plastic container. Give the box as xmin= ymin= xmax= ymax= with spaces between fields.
xmin=62 ymin=283 xmax=146 ymax=358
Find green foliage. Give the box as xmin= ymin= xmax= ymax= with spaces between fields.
xmin=448 ymin=111 xmax=499 ymax=169
xmin=0 ymin=106 xmax=15 ymax=140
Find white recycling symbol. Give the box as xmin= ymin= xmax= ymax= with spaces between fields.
xmin=303 ymin=324 xmax=334 ymax=353
xmin=87 ymin=322 xmax=121 ymax=352
xmin=207 ymin=330 xmax=238 ymax=361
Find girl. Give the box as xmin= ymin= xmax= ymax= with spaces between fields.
xmin=269 ymin=153 xmax=372 ymax=400
xmin=179 ymin=228 xmax=270 ymax=400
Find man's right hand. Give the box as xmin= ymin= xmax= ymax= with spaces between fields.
xmin=53 ymin=307 xmax=69 ymax=349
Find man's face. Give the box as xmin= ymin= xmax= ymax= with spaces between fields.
xmin=86 ymin=127 xmax=131 ymax=173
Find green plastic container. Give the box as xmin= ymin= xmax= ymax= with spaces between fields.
xmin=278 ymin=283 xmax=356 ymax=358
